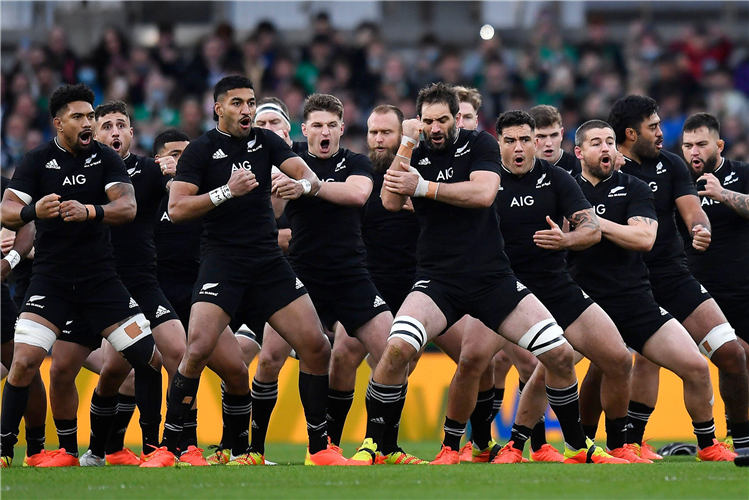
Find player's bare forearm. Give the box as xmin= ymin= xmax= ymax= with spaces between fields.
xmin=278 ymin=157 xmax=321 ymax=196
xmin=316 ymin=177 xmax=373 ymax=207
xmin=676 ymin=194 xmax=711 ymax=232
xmin=719 ymin=189 xmax=749 ymax=219
xmin=1 ymin=198 xmax=27 ymax=230
xmin=382 ymin=156 xmax=410 ymax=212
xmin=564 ymin=208 xmax=601 ymax=250
xmin=277 ymin=228 xmax=291 ymax=253
xmin=13 ymin=221 xmax=35 ymax=258
xmin=102 ymin=182 xmax=137 ymax=225
xmin=168 ymin=181 xmax=216 ymax=223
xmin=600 ymin=216 xmax=657 ymax=252
xmin=432 ymin=171 xmax=500 ymax=209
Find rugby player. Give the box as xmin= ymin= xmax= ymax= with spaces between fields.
xmin=528 ymin=105 xmax=581 ymax=176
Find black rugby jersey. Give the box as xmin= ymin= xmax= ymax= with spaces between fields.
xmin=8 ymin=139 xmax=130 ymax=277
xmin=620 ymin=150 xmax=697 ymax=272
xmin=153 ymin=194 xmax=201 ymax=281
xmin=496 ymin=159 xmax=591 ymax=281
xmin=362 ymin=169 xmax=419 ymax=278
xmin=554 ymin=150 xmax=582 ymax=177
xmin=110 ymin=153 xmax=169 ymax=284
xmin=568 ymin=170 xmax=657 ymax=298
xmin=679 ymin=158 xmax=749 ymax=295
xmin=174 ymin=127 xmax=297 ymax=256
xmin=285 ymin=148 xmax=373 ymax=276
xmin=410 ymin=129 xmax=508 ymax=278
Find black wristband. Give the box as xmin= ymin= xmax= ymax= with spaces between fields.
xmin=94 ymin=205 xmax=104 ymax=222
xmin=20 ymin=204 xmax=37 ymax=223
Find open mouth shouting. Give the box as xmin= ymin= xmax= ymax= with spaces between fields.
xmin=111 ymin=138 xmax=122 ymax=153
xmin=319 ymin=138 xmax=331 ymax=155
xmin=600 ymin=154 xmax=612 ymax=168
xmin=513 ymin=154 xmax=525 ymax=167
xmin=239 ymin=116 xmax=252 ymax=131
xmin=79 ymin=130 xmax=93 ymax=147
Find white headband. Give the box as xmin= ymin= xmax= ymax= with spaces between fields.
xmin=255 ymin=103 xmax=291 ymax=129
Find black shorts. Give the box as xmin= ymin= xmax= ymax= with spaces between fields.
xmin=710 ymin=292 xmax=749 ymax=343
xmin=233 ymin=322 xmax=263 ymax=347
xmin=649 ymin=267 xmax=711 ymax=323
xmin=126 ymin=280 xmax=180 ymax=329
xmin=295 ymin=270 xmax=391 ymax=335
xmin=370 ymin=272 xmax=415 ymax=314
xmin=158 ymin=276 xmax=194 ymax=331
xmin=58 ymin=315 xmax=102 ymax=351
xmin=2 ymin=284 xmax=17 ymax=344
xmin=412 ymin=272 xmax=531 ymax=332
xmin=593 ymin=290 xmax=673 ymax=354
xmin=518 ymin=272 xmax=595 ymax=331
xmin=193 ymin=253 xmax=307 ymax=325
xmin=20 ymin=273 xmax=143 ymax=335
xmin=229 ymin=308 xmax=266 ymax=346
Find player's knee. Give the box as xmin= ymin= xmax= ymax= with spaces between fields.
xmin=381 ymin=339 xmax=414 ymax=373
xmin=607 ymin=347 xmax=633 ymax=381
xmin=387 ymin=315 xmax=427 ymax=359
xmin=538 ymin=341 xmax=575 ymax=378
xmin=10 ymin=354 xmax=42 ymax=385
xmin=679 ymin=353 xmax=711 ymax=383
xmin=296 ymin=332 xmax=331 ymax=370
xmin=518 ymin=319 xmax=571 ymax=371
xmin=120 ymin=332 xmax=158 ymax=373
xmin=457 ymin=350 xmax=491 ymax=378
xmin=697 ymin=323 xmax=738 ymax=364
xmin=49 ymin=358 xmax=78 ymax=387
xmin=712 ymin=339 xmax=747 ymax=375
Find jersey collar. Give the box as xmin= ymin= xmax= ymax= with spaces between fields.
xmin=53 ymin=137 xmax=68 ymax=153
xmin=306 ymin=148 xmax=341 ymax=159
xmin=713 ymin=157 xmax=726 ymax=173
xmin=122 ymin=152 xmax=131 ymax=161
xmin=215 ymin=126 xmax=231 ymax=137
xmin=552 ymin=151 xmax=564 ymax=166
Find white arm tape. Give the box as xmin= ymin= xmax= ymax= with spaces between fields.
xmin=698 ymin=323 xmax=736 ymax=359
xmin=517 ymin=318 xmax=567 ymax=357
xmin=106 ymin=313 xmax=152 ymax=352
xmin=406 ymin=166 xmax=430 ymax=197
xmin=15 ymin=318 xmax=57 ymax=352
xmin=402 ymin=136 xmax=418 ymax=148
xmin=209 ymin=184 xmax=233 ymax=206
xmin=3 ymin=250 xmax=21 ymax=269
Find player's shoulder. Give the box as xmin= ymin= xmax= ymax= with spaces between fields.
xmin=465 ymin=129 xmax=497 ymax=149
xmin=292 ymin=140 xmax=308 ymax=154
xmin=341 ymin=147 xmax=370 ymax=164
xmin=22 ymin=140 xmax=56 ymax=164
xmin=618 ymin=170 xmax=652 ymax=193
xmin=727 ymin=158 xmax=749 ymax=174
xmin=660 ymin=149 xmax=688 ymax=169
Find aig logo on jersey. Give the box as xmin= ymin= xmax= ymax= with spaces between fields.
xmin=701 ymin=197 xmax=720 ymax=207
xmin=510 ymin=196 xmax=534 ymax=207
xmin=63 ymin=175 xmax=86 ymax=186
xmin=595 ymin=204 xmax=606 ymax=215
xmin=232 ymin=161 xmax=252 ymax=172
xmin=436 ymin=168 xmax=453 ymax=181
xmin=648 ymin=181 xmax=658 ymax=192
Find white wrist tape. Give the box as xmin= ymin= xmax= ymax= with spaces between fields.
xmin=299 ymin=178 xmax=312 ymax=195
xmin=402 ymin=136 xmax=418 ymax=148
xmin=3 ymin=250 xmax=21 ymax=269
xmin=209 ymin=184 xmax=233 ymax=206
xmin=414 ymin=177 xmax=430 ymax=197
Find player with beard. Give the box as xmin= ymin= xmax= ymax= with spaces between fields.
xmin=0 ymin=84 xmax=162 ymax=468
xmin=612 ymin=96 xmax=747 ymax=459
xmin=158 ymin=76 xmax=346 ymax=467
xmin=569 ymin=119 xmax=736 ymax=462
xmin=347 ymin=83 xmax=615 ymax=466
xmin=679 ymin=113 xmax=749 ymax=452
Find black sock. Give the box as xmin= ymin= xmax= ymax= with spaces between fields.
xmin=224 ymin=391 xmax=252 ymax=457
xmin=625 ymin=401 xmax=654 ymax=445
xmin=0 ymin=382 xmax=30 ymax=459
xmin=219 ymin=382 xmax=230 ymax=451
xmin=25 ymin=425 xmax=45 ymax=456
xmin=161 ymin=372 xmax=199 ymax=454
xmin=605 ymin=417 xmax=628 ymax=450
xmin=89 ymin=392 xmax=118 ymax=458
xmin=250 ymin=378 xmax=277 ymax=455
xmin=491 ymin=388 xmax=505 ymax=421
xmin=470 ymin=388 xmax=495 ymax=450
xmin=730 ymin=421 xmax=749 ymax=450
xmin=105 ymin=394 xmax=136 ymax=455
xmin=725 ymin=413 xmax=731 ymax=436
xmin=326 ymin=388 xmax=354 ymax=447
xmin=364 ymin=380 xmax=402 ymax=450
xmin=179 ymin=409 xmax=199 ymax=452
xmin=530 ymin=416 xmax=548 ymax=452
xmin=299 ymin=372 xmax=330 ymax=454
xmin=583 ymin=424 xmax=599 ymax=441
xmin=381 ymin=383 xmax=408 ymax=455
xmin=546 ymin=382 xmax=587 ymax=451
xmin=694 ymin=419 xmax=717 ymax=449
xmin=510 ymin=423 xmax=533 ymax=451
xmin=54 ymin=418 xmax=79 ymax=457
xmin=443 ymin=417 xmax=466 ymax=451
xmin=133 ymin=365 xmax=162 ymax=452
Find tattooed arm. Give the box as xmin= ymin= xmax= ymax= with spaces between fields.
xmin=534 ymin=208 xmax=600 ymax=251
xmin=717 ymin=189 xmax=749 ymax=220
xmin=599 ymin=215 xmax=658 ymax=252
xmin=100 ymin=182 xmax=137 ymax=225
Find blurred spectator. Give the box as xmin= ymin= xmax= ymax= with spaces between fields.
xmin=1 ymin=114 xmax=29 ymax=174
xmin=91 ymin=26 xmax=131 ymax=89
xmin=45 ymin=26 xmax=79 ymax=84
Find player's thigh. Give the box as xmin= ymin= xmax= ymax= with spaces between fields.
xmin=50 ymin=340 xmax=93 ymax=383
xmin=268 ymin=294 xmax=327 ymax=353
xmin=563 ymin=304 xmax=630 ymax=369
xmin=501 ymin=342 xmax=537 ymax=381
xmin=82 ymin=341 xmax=105 ymax=374
xmin=395 ymin=290 xmax=448 ymax=343
xmin=459 ymin=316 xmax=505 ymax=366
xmin=496 ymin=294 xmax=555 ymax=345
xmin=433 ymin=317 xmax=466 ymax=363
xmin=681 ymin=298 xmax=729 ymax=343
xmin=330 ymin=325 xmax=369 ymax=375
xmin=151 ymin=319 xmax=187 ymax=368
xmin=641 ymin=319 xmax=708 ymax=378
xmin=255 ymin=324 xmax=293 ymax=382
xmin=353 ymin=310 xmax=393 ymax=363
xmin=185 ymin=301 xmax=232 ymax=354
xmin=99 ymin=340 xmax=134 ymax=382
xmin=207 ymin=327 xmax=250 ymax=393
xmin=235 ymin=333 xmax=261 ymax=366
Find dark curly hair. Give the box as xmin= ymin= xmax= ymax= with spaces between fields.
xmin=416 ymin=83 xmax=459 ymax=118
xmin=608 ymin=95 xmax=659 ymax=145
xmin=94 ymin=100 xmax=129 ymax=121
xmin=49 ymin=83 xmax=96 ymax=118
xmin=495 ymin=110 xmax=536 ymax=136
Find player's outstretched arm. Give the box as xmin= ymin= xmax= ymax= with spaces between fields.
xmin=675 ymin=194 xmax=711 ymax=252
xmin=169 ymin=169 xmax=259 ymax=223
xmin=599 ymin=216 xmax=658 ymax=252
xmin=314 ymin=176 xmax=373 ymax=207
xmin=275 ymin=157 xmax=322 ymax=199
xmin=1 ymin=190 xmax=60 ymax=230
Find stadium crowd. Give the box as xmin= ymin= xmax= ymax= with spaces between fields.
xmin=2 ymin=15 xmax=749 ymax=177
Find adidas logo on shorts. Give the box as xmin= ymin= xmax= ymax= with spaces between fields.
xmin=155 ymin=305 xmax=171 ymax=318
xmin=374 ymin=295 xmax=386 ymax=308
xmin=212 ymin=149 xmax=227 ymax=160
xmin=659 ymin=307 xmax=668 ymax=316
xmin=516 ymin=281 xmax=527 ymax=292
xmin=252 ymin=421 xmax=259 ymax=429
xmin=369 ymin=417 xmax=386 ymax=424
xmin=295 ymin=278 xmax=304 ymax=290
xmin=129 ymin=298 xmax=138 ymax=309
xmin=418 ymin=157 xmax=431 ymax=166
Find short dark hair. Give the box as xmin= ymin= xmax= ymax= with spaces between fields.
xmin=495 ymin=110 xmax=536 ymax=136
xmin=529 ymin=105 xmax=562 ymax=129
xmin=213 ymin=75 xmax=255 ymax=103
xmin=575 ymin=119 xmax=615 ymax=147
xmin=608 ymin=95 xmax=659 ymax=145
xmin=416 ymin=83 xmax=459 ymax=118
xmin=257 ymin=97 xmax=290 ymax=119
xmin=453 ymin=86 xmax=482 ymax=112
xmin=370 ymin=104 xmax=404 ymax=131
xmin=95 ymin=100 xmax=129 ymax=121
xmin=683 ymin=112 xmax=720 ymax=135
xmin=303 ymin=93 xmax=344 ymax=121
xmin=49 ymin=83 xmax=96 ymax=118
xmin=153 ymin=128 xmax=190 ymax=157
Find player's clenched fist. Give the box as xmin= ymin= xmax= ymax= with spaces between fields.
xmin=401 ymin=119 xmax=424 ymax=142
xmin=36 ymin=194 xmax=61 ymax=219
xmin=59 ymin=200 xmax=88 ymax=222
xmin=227 ymin=169 xmax=258 ymax=197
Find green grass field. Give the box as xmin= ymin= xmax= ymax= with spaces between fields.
xmin=2 ymin=441 xmax=747 ymax=500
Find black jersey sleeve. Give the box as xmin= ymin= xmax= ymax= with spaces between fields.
xmin=555 ymin=168 xmax=592 ymax=217
xmin=627 ymin=178 xmax=657 ymax=220
xmin=264 ymin=129 xmax=298 ymax=168
xmin=174 ymin=139 xmax=209 ymax=188
xmin=347 ymin=153 xmax=374 ymax=181
xmin=102 ymin=147 xmax=131 ymax=189
xmin=671 ymin=154 xmax=699 ymax=199
xmin=469 ymin=132 xmax=502 ymax=175
xmin=7 ymin=152 xmax=41 ymax=202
